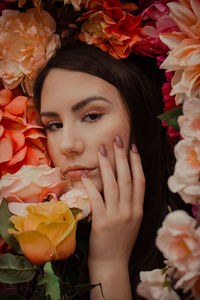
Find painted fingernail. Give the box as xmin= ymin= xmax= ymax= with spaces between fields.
xmin=81 ymin=170 xmax=88 ymax=178
xmin=99 ymin=144 xmax=107 ymax=157
xmin=131 ymin=144 xmax=138 ymax=154
xmin=115 ymin=135 xmax=123 ymax=148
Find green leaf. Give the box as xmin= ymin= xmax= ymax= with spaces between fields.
xmin=0 ymin=253 xmax=37 ymax=284
xmin=0 ymin=199 xmax=21 ymax=254
xmin=157 ymin=106 xmax=183 ymax=130
xmin=38 ymin=262 xmax=60 ymax=300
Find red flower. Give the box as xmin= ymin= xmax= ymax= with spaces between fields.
xmin=79 ymin=0 xmax=142 ymax=59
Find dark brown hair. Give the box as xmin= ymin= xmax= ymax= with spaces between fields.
xmin=34 ymin=42 xmax=191 ymax=299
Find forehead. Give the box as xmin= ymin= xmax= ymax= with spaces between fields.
xmin=40 ymin=68 xmax=124 ymax=110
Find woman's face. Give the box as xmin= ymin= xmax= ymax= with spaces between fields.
xmin=40 ymin=68 xmax=131 ymax=191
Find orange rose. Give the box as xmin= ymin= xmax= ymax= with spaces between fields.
xmin=79 ymin=0 xmax=142 ymax=59
xmin=0 ymin=89 xmax=50 ymax=176
xmin=8 ymin=202 xmax=81 ymax=264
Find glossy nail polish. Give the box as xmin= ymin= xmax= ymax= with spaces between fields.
xmin=131 ymin=144 xmax=138 ymax=154
xmin=115 ymin=135 xmax=123 ymax=148
xmin=99 ymin=144 xmax=107 ymax=157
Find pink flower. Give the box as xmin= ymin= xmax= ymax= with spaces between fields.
xmin=60 ymin=188 xmax=91 ymax=219
xmin=0 ymin=165 xmax=70 ymax=204
xmin=178 ymin=97 xmax=200 ymax=141
xmin=156 ymin=210 xmax=200 ymax=274
xmin=137 ymin=269 xmax=180 ymax=300
xmin=0 ymin=8 xmax=60 ymax=96
xmin=168 ymin=139 xmax=200 ymax=204
xmin=160 ymin=0 xmax=200 ymax=104
xmin=175 ymin=271 xmax=200 ymax=298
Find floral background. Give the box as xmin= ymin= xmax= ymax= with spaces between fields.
xmin=0 ymin=0 xmax=200 ymax=299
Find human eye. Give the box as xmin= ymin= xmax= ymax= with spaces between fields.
xmin=82 ymin=112 xmax=103 ymax=123
xmin=44 ymin=121 xmax=63 ymax=131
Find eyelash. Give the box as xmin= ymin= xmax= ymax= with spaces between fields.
xmin=44 ymin=112 xmax=103 ymax=131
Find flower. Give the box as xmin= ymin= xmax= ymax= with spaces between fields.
xmin=178 ymin=97 xmax=200 ymax=141
xmin=4 ymin=0 xmax=42 ymax=8
xmin=0 ymin=89 xmax=50 ymax=176
xmin=79 ymin=0 xmax=142 ymax=59
xmin=8 ymin=201 xmax=81 ymax=264
xmin=160 ymin=0 xmax=200 ymax=104
xmin=168 ymin=139 xmax=200 ymax=204
xmin=60 ymin=188 xmax=91 ymax=219
xmin=137 ymin=269 xmax=180 ymax=300
xmin=175 ymin=271 xmax=200 ymax=299
xmin=156 ymin=210 xmax=200 ymax=274
xmin=0 ymin=8 xmax=60 ymax=95
xmin=0 ymin=165 xmax=69 ymax=204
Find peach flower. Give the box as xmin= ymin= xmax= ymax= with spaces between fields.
xmin=156 ymin=210 xmax=200 ymax=274
xmin=175 ymin=271 xmax=200 ymax=299
xmin=8 ymin=201 xmax=80 ymax=264
xmin=0 ymin=89 xmax=50 ymax=176
xmin=60 ymin=188 xmax=91 ymax=219
xmin=0 ymin=165 xmax=69 ymax=204
xmin=0 ymin=8 xmax=60 ymax=96
xmin=137 ymin=269 xmax=180 ymax=300
xmin=79 ymin=0 xmax=142 ymax=59
xmin=178 ymin=97 xmax=200 ymax=141
xmin=160 ymin=0 xmax=200 ymax=104
xmin=168 ymin=139 xmax=200 ymax=204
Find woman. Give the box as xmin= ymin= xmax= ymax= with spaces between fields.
xmin=34 ymin=42 xmax=188 ymax=300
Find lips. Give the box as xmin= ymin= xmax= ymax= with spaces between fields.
xmin=66 ymin=166 xmax=94 ymax=178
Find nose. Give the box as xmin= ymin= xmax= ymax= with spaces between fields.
xmin=59 ymin=124 xmax=84 ymax=156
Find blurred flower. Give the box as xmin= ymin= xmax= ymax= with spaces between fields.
xmin=4 ymin=0 xmax=42 ymax=8
xmin=63 ymin=0 xmax=88 ymax=11
xmin=0 ymin=8 xmax=60 ymax=96
xmin=156 ymin=210 xmax=200 ymax=274
xmin=168 ymin=139 xmax=200 ymax=204
xmin=60 ymin=188 xmax=91 ymax=219
xmin=0 ymin=89 xmax=50 ymax=176
xmin=178 ymin=97 xmax=200 ymax=141
xmin=160 ymin=0 xmax=200 ymax=104
xmin=8 ymin=201 xmax=81 ymax=264
xmin=134 ymin=1 xmax=179 ymax=65
xmin=175 ymin=271 xmax=200 ymax=299
xmin=79 ymin=0 xmax=142 ymax=59
xmin=0 ymin=165 xmax=69 ymax=203
xmin=137 ymin=269 xmax=180 ymax=300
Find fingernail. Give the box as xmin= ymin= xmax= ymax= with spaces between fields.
xmin=115 ymin=135 xmax=123 ymax=148
xmin=99 ymin=144 xmax=107 ymax=157
xmin=81 ymin=170 xmax=88 ymax=178
xmin=131 ymin=144 xmax=138 ymax=154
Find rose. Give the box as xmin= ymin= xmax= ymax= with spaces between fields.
xmin=60 ymin=188 xmax=91 ymax=219
xmin=0 ymin=165 xmax=69 ymax=204
xmin=156 ymin=210 xmax=200 ymax=274
xmin=8 ymin=201 xmax=81 ymax=264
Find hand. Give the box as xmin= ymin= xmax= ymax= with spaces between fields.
xmin=81 ymin=136 xmax=145 ymax=267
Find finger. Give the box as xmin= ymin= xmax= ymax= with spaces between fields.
xmin=98 ymin=144 xmax=119 ymax=209
xmin=129 ymin=144 xmax=145 ymax=215
xmin=114 ymin=135 xmax=132 ymax=209
xmin=81 ymin=175 xmax=105 ymax=217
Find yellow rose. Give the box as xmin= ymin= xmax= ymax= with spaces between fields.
xmin=8 ymin=201 xmax=81 ymax=264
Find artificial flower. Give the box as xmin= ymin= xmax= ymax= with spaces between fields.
xmin=60 ymin=188 xmax=91 ymax=219
xmin=156 ymin=210 xmax=200 ymax=274
xmin=79 ymin=0 xmax=142 ymax=59
xmin=8 ymin=201 xmax=81 ymax=264
xmin=160 ymin=0 xmax=200 ymax=104
xmin=137 ymin=269 xmax=180 ymax=300
xmin=178 ymin=97 xmax=200 ymax=141
xmin=0 ymin=8 xmax=60 ymax=96
xmin=168 ymin=139 xmax=200 ymax=204
xmin=0 ymin=165 xmax=69 ymax=203
xmin=0 ymin=89 xmax=50 ymax=176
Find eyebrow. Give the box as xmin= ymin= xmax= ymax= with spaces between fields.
xmin=40 ymin=96 xmax=112 ymax=118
